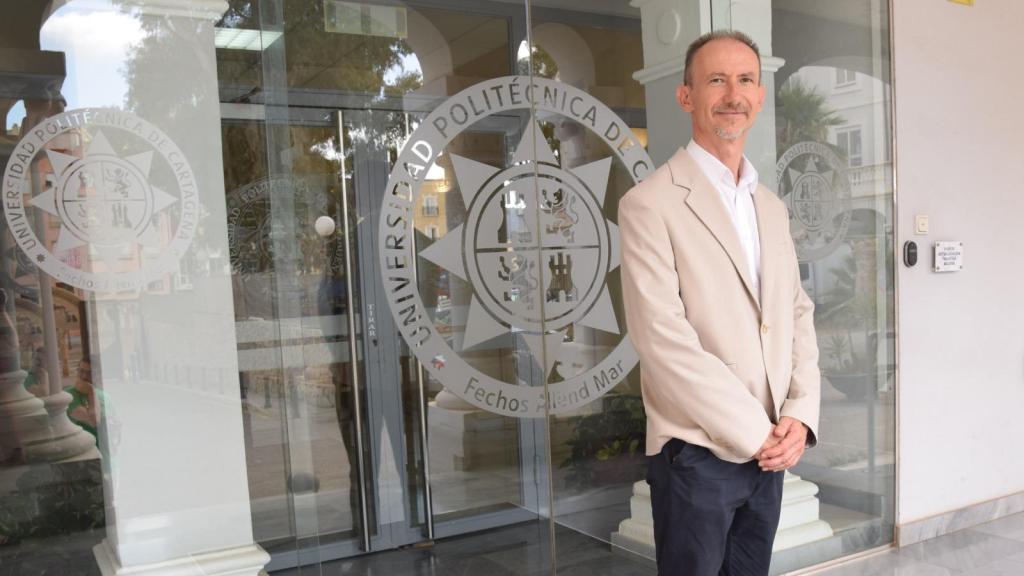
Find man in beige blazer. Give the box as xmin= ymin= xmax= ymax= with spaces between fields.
xmin=619 ymin=30 xmax=821 ymax=576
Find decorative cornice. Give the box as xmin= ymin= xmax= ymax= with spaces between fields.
xmin=633 ymin=53 xmax=786 ymax=86
xmin=632 ymin=55 xmax=685 ymax=86
xmin=763 ymin=55 xmax=786 ymax=74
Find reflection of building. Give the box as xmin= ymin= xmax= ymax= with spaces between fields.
xmin=787 ymin=65 xmax=892 ymax=204
xmin=779 ymin=65 xmax=895 ymax=396
xmin=416 ymin=179 xmax=448 ymax=239
xmin=14 ymin=287 xmax=84 ymax=383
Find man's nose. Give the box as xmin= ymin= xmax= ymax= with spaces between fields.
xmin=724 ymin=79 xmax=741 ymax=98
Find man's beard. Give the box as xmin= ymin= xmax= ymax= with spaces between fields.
xmin=714 ymin=126 xmax=746 ymax=140
xmin=712 ymin=103 xmax=750 ymax=141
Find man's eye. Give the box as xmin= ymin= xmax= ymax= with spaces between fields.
xmin=710 ymin=78 xmax=724 ymax=85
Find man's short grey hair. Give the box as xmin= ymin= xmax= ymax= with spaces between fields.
xmin=683 ymin=30 xmax=762 ymax=86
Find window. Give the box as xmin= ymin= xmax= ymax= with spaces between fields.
xmin=4 ymin=100 xmax=24 ymax=136
xmin=834 ymin=67 xmax=857 ymax=87
xmin=836 ymin=126 xmax=863 ymax=167
xmin=424 ymin=225 xmax=439 ymax=239
xmin=422 ymin=194 xmax=439 ymax=216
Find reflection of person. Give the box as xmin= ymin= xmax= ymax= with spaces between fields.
xmin=22 ymin=347 xmax=49 ymax=397
xmin=65 ymin=358 xmax=105 ymax=443
xmin=619 ymin=31 xmax=821 ymax=575
xmin=317 ymin=263 xmax=367 ymax=530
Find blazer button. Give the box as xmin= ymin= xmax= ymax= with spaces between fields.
xmin=761 ymin=324 xmax=769 ymax=335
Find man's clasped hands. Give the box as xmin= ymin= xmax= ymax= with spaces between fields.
xmin=755 ymin=416 xmax=808 ymax=472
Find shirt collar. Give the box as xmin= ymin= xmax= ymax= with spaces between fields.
xmin=686 ymin=139 xmax=758 ymax=195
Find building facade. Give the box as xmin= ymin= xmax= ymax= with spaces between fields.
xmin=0 ymin=1 xmax=1017 ymax=575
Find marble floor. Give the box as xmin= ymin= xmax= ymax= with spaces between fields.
xmin=807 ymin=511 xmax=1024 ymax=575
xmin=270 ymin=511 xmax=1024 ymax=575
xmin=3 ymin=510 xmax=1023 ymax=575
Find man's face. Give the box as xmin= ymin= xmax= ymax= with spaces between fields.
xmin=78 ymin=361 xmax=92 ymax=384
xmin=677 ymin=39 xmax=765 ymax=143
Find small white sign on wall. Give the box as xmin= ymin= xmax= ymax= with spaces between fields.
xmin=934 ymin=241 xmax=963 ymax=272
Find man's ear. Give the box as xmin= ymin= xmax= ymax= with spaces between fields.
xmin=676 ymin=83 xmax=693 ymax=112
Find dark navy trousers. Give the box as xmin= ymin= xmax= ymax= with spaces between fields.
xmin=647 ymin=438 xmax=784 ymax=576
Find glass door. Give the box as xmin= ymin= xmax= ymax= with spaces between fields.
xmin=339 ymin=104 xmax=549 ymax=549
xmin=220 ymin=1 xmax=556 ymax=571
xmin=224 ymin=104 xmax=552 ymax=570
xmin=710 ymin=3 xmax=898 ymax=571
xmin=223 ymin=104 xmax=377 ymax=567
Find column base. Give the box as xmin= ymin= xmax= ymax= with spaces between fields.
xmin=774 ymin=472 xmax=834 ymax=551
xmin=94 ymin=539 xmax=271 ymax=576
xmin=0 ymin=370 xmax=97 ymax=464
xmin=30 ymin=391 xmax=101 ymax=462
xmin=611 ymin=472 xmax=835 ymax=557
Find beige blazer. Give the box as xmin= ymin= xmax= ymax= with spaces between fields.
xmin=620 ymin=148 xmax=820 ymax=463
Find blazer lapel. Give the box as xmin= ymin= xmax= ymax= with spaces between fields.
xmin=753 ymin=185 xmax=776 ymax=317
xmin=669 ymin=149 xmax=760 ymax=311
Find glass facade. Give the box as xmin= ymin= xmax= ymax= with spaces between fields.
xmin=0 ymin=1 xmax=894 ymax=574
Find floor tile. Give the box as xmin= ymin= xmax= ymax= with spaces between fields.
xmin=145 ymin=510 xmax=1024 ymax=576
xmin=900 ymin=529 xmax=1024 ymax=572
xmin=954 ymin=555 xmax=1024 ymax=576
xmin=810 ymin=550 xmax=956 ymax=576
xmin=970 ymin=512 xmax=1024 ymax=543
xmin=810 ymin=519 xmax=1024 ymax=576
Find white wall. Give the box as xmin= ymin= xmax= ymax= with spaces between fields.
xmin=894 ymin=0 xmax=1024 ymax=524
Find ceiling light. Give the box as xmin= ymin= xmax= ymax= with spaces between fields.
xmin=214 ymin=28 xmax=283 ymax=51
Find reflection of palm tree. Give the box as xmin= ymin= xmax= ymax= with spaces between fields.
xmin=775 ymin=77 xmax=844 ymax=157
xmin=517 ymin=43 xmax=559 ymax=79
xmin=517 ymin=44 xmax=562 ymax=155
xmin=818 ymin=249 xmax=881 ymax=400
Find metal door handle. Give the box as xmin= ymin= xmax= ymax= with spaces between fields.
xmin=337 ymin=110 xmax=371 ymax=552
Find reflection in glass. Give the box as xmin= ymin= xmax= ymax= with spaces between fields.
xmin=706 ymin=1 xmax=897 ymax=571
xmin=218 ymin=1 xmax=554 ymax=571
xmin=222 ymin=118 xmax=374 ymax=548
xmin=522 ymin=6 xmax=652 ymax=558
xmin=774 ymin=61 xmax=896 ymax=555
xmin=0 ymin=0 xmax=900 ymax=574
xmin=529 ymin=1 xmax=897 ymax=574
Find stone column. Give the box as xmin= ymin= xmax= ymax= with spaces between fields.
xmin=630 ymin=0 xmax=711 ymax=166
xmin=40 ymin=1 xmax=270 ymax=574
xmin=724 ymin=0 xmax=782 ymax=190
xmin=714 ymin=3 xmax=833 ymax=550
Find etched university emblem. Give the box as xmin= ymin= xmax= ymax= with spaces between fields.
xmin=226 ymin=175 xmax=344 ymax=275
xmin=380 ymin=76 xmax=652 ymax=417
xmin=1 ymin=108 xmax=200 ymax=291
xmin=776 ymin=141 xmax=852 ymax=261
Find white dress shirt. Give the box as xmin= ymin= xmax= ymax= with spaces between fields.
xmin=686 ymin=140 xmax=762 ymax=302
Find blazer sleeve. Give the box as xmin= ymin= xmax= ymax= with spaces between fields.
xmin=779 ymin=233 xmax=822 ymax=446
xmin=619 ymin=191 xmax=773 ymax=460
